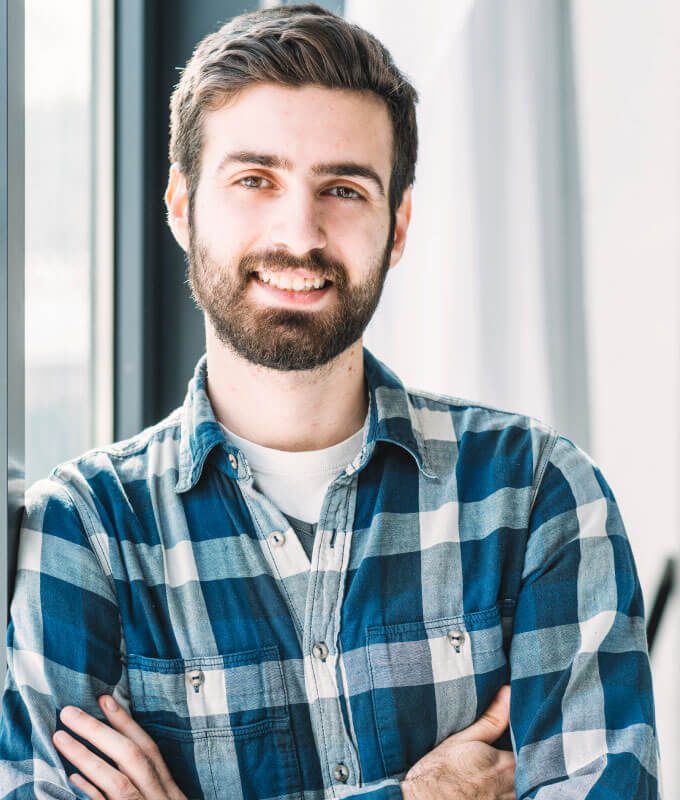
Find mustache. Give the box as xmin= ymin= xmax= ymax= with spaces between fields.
xmin=239 ymin=250 xmax=346 ymax=284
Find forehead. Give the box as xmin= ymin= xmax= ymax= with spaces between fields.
xmin=200 ymin=82 xmax=394 ymax=181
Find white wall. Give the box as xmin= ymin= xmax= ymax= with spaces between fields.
xmin=572 ymin=0 xmax=680 ymax=790
xmin=349 ymin=0 xmax=680 ymax=791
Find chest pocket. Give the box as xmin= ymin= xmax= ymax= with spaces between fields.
xmin=366 ymin=606 xmax=508 ymax=778
xmin=127 ymin=645 xmax=303 ymax=800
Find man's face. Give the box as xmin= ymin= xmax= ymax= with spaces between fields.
xmin=167 ymin=82 xmax=411 ymax=371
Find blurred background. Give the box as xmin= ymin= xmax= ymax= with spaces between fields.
xmin=2 ymin=0 xmax=678 ymax=792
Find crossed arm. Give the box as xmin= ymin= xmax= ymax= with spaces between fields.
xmin=51 ymin=687 xmax=516 ymax=800
xmin=0 ymin=436 xmax=661 ymax=799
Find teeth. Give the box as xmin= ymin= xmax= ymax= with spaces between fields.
xmin=256 ymin=270 xmax=327 ymax=291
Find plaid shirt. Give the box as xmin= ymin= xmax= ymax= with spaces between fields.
xmin=0 ymin=348 xmax=659 ymax=799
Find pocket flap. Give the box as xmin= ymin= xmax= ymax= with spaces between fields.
xmin=127 ymin=644 xmax=288 ymax=734
xmin=366 ymin=606 xmax=504 ymax=687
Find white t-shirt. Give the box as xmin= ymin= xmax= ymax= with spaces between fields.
xmin=218 ymin=414 xmax=368 ymax=525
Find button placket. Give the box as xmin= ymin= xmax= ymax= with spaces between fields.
xmin=269 ymin=530 xmax=286 ymax=547
xmin=312 ymin=641 xmax=329 ymax=661
xmin=303 ymin=478 xmax=361 ymax=788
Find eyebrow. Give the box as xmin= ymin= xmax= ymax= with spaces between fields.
xmin=215 ymin=150 xmax=385 ymax=197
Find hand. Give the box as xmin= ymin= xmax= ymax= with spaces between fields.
xmin=400 ymin=685 xmax=515 ymax=800
xmin=52 ymin=695 xmax=187 ymax=799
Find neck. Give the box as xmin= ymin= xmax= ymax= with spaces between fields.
xmin=204 ymin=323 xmax=368 ymax=452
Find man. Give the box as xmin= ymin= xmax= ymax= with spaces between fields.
xmin=0 ymin=4 xmax=659 ymax=799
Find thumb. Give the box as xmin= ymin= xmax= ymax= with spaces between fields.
xmin=452 ymin=684 xmax=510 ymax=744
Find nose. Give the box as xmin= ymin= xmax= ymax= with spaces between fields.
xmin=268 ymin=188 xmax=327 ymax=256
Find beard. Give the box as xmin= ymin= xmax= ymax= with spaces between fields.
xmin=186 ymin=223 xmax=395 ymax=372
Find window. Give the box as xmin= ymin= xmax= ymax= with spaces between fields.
xmin=25 ymin=0 xmax=113 ymax=486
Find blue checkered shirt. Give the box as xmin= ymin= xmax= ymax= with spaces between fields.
xmin=0 ymin=349 xmax=660 ymax=798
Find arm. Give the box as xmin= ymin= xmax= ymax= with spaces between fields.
xmin=50 ymin=693 xmax=407 ymax=800
xmin=0 ymin=476 xmax=127 ymax=799
xmin=50 ymin=686 xmax=515 ymax=800
xmin=510 ymin=435 xmax=659 ymax=798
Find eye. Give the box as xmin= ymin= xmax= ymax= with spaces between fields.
xmin=238 ymin=175 xmax=273 ymax=190
xmin=326 ymin=185 xmax=364 ymax=201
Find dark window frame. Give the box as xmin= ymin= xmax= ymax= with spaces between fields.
xmin=1 ymin=0 xmax=25 ymax=665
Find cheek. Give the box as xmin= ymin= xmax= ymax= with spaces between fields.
xmin=322 ymin=213 xmax=389 ymax=277
xmin=342 ymin=219 xmax=390 ymax=266
xmin=331 ymin=208 xmax=387 ymax=245
xmin=195 ymin=195 xmax=259 ymax=256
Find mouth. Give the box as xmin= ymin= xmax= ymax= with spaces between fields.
xmin=250 ymin=269 xmax=332 ymax=292
xmin=249 ymin=269 xmax=334 ymax=306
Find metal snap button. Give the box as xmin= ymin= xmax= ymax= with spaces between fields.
xmin=187 ymin=668 xmax=205 ymax=693
xmin=333 ymin=762 xmax=350 ymax=783
xmin=228 ymin=453 xmax=238 ymax=470
xmin=447 ymin=629 xmax=465 ymax=653
xmin=269 ymin=531 xmax=285 ymax=547
xmin=312 ymin=641 xmax=329 ymax=661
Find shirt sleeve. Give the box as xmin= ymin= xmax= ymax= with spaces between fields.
xmin=509 ymin=434 xmax=660 ymax=799
xmin=0 ymin=476 xmax=128 ymax=799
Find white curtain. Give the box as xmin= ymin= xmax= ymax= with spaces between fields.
xmin=349 ymin=0 xmax=589 ymax=448
xmin=348 ymin=0 xmax=680 ymax=791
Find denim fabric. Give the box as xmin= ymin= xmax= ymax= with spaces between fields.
xmin=0 ymin=348 xmax=659 ymax=799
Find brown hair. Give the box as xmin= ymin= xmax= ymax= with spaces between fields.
xmin=168 ymin=3 xmax=419 ymax=224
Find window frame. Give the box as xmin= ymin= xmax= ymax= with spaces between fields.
xmin=1 ymin=0 xmax=25 ymax=673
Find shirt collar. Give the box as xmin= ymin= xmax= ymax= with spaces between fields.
xmin=175 ymin=347 xmax=438 ymax=494
xmin=362 ymin=347 xmax=438 ymax=479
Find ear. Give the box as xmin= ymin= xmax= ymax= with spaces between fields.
xmin=165 ymin=162 xmax=190 ymax=251
xmin=388 ymin=185 xmax=413 ymax=268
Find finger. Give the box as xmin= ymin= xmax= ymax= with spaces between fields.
xmin=452 ymin=685 xmax=511 ymax=744
xmin=97 ymin=695 xmax=184 ymax=797
xmin=496 ymin=749 xmax=516 ymax=769
xmin=68 ymin=772 xmax=107 ymax=800
xmin=53 ymin=730 xmax=141 ymax=799
xmin=97 ymin=696 xmax=173 ymax=777
xmin=58 ymin=707 xmax=165 ymax=800
xmin=495 ymin=750 xmax=516 ymax=798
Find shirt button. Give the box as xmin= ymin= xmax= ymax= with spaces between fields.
xmin=269 ymin=531 xmax=285 ymax=547
xmin=333 ymin=763 xmax=350 ymax=783
xmin=312 ymin=641 xmax=329 ymax=661
xmin=228 ymin=453 xmax=238 ymax=470
xmin=187 ymin=668 xmax=205 ymax=693
xmin=447 ymin=629 xmax=465 ymax=653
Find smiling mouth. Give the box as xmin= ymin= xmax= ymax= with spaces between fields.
xmin=250 ymin=269 xmax=332 ymax=293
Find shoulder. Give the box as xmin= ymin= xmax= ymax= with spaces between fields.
xmin=55 ymin=405 xmax=180 ymax=472
xmin=531 ymin=432 xmax=616 ymax=514
xmin=405 ymin=385 xmax=560 ymax=485
xmin=526 ymin=432 xmax=627 ymax=567
xmin=27 ymin=406 xmax=183 ymax=520
xmin=405 ymin=387 xmax=616 ymax=537
xmin=406 ymin=384 xmax=556 ymax=439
